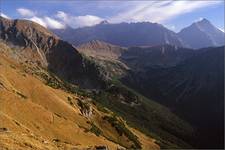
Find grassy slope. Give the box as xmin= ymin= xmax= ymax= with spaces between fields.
xmin=0 ymin=42 xmax=159 ymax=149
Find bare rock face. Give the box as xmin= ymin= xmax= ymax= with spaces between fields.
xmin=82 ymin=106 xmax=93 ymax=118
xmin=77 ymin=99 xmax=93 ymax=118
xmin=95 ymin=145 xmax=109 ymax=150
xmin=0 ymin=17 xmax=107 ymax=89
xmin=0 ymin=17 xmax=59 ymax=67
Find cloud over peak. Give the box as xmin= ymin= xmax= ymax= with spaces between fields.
xmin=56 ymin=11 xmax=103 ymax=28
xmin=28 ymin=16 xmax=65 ymax=29
xmin=16 ymin=8 xmax=103 ymax=29
xmin=44 ymin=16 xmax=65 ymax=29
xmin=29 ymin=16 xmax=47 ymax=27
xmin=16 ymin=8 xmax=65 ymax=29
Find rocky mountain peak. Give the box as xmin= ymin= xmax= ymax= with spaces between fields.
xmin=178 ymin=18 xmax=224 ymax=49
xmin=196 ymin=18 xmax=211 ymax=24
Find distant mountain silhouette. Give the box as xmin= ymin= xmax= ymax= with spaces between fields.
xmin=53 ymin=22 xmax=183 ymax=47
xmin=178 ymin=18 xmax=225 ymax=49
xmin=53 ymin=19 xmax=224 ymax=49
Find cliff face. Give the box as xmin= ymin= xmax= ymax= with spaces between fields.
xmin=0 ymin=17 xmax=106 ymax=89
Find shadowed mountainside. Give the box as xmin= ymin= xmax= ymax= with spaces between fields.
xmin=122 ymin=46 xmax=224 ymax=148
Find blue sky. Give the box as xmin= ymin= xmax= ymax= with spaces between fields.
xmin=0 ymin=0 xmax=224 ymax=32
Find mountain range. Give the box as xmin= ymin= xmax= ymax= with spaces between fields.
xmin=53 ymin=18 xmax=224 ymax=49
xmin=0 ymin=15 xmax=224 ymax=149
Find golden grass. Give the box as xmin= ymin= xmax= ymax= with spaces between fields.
xmin=0 ymin=43 xmax=159 ymax=149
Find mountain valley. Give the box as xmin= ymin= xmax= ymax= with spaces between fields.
xmin=0 ymin=14 xmax=224 ymax=150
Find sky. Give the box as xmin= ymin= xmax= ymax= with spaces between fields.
xmin=0 ymin=0 xmax=224 ymax=32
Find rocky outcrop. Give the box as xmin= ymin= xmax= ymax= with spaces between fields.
xmin=95 ymin=145 xmax=109 ymax=150
xmin=77 ymin=98 xmax=93 ymax=118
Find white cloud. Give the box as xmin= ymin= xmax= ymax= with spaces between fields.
xmin=56 ymin=11 xmax=67 ymax=20
xmin=56 ymin=11 xmax=104 ymax=28
xmin=15 ymin=1 xmax=222 ymax=30
xmin=28 ymin=16 xmax=47 ymax=27
xmin=16 ymin=9 xmax=103 ymax=29
xmin=71 ymin=15 xmax=103 ymax=28
xmin=25 ymin=16 xmax=65 ymax=29
xmin=44 ymin=17 xmax=65 ymax=29
xmin=0 ymin=13 xmax=11 ymax=19
xmin=17 ymin=8 xmax=36 ymax=17
xmin=16 ymin=8 xmax=65 ymax=29
xmin=109 ymin=1 xmax=222 ymax=23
